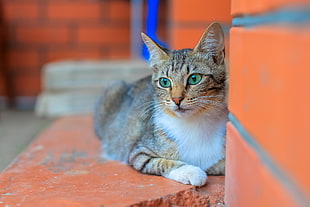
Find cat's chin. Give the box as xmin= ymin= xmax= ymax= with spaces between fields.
xmin=171 ymin=108 xmax=194 ymax=118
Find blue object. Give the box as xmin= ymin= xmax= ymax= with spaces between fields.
xmin=143 ymin=0 xmax=167 ymax=60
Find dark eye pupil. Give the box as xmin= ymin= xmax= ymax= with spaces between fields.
xmin=159 ymin=78 xmax=170 ymax=88
xmin=188 ymin=74 xmax=201 ymax=85
xmin=191 ymin=75 xmax=197 ymax=82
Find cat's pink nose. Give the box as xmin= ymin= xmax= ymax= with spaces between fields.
xmin=172 ymin=97 xmax=184 ymax=106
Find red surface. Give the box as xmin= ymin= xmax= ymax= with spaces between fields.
xmin=170 ymin=0 xmax=231 ymax=23
xmin=77 ymin=27 xmax=130 ymax=45
xmin=16 ymin=26 xmax=70 ymax=44
xmin=1 ymin=0 xmax=133 ymax=99
xmin=3 ymin=2 xmax=39 ymax=21
xmin=0 ymin=75 xmax=7 ymax=97
xmin=108 ymin=1 xmax=130 ymax=21
xmin=229 ymin=26 xmax=310 ymax=197
xmin=7 ymin=50 xmax=40 ymax=69
xmin=225 ymin=123 xmax=298 ymax=207
xmin=231 ymin=0 xmax=310 ymax=15
xmin=169 ymin=27 xmax=208 ymax=50
xmin=12 ymin=75 xmax=41 ymax=97
xmin=0 ymin=116 xmax=224 ymax=207
xmin=46 ymin=49 xmax=103 ymax=63
xmin=168 ymin=0 xmax=231 ymax=50
xmin=47 ymin=2 xmax=103 ymax=20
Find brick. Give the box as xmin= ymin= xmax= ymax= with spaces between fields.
xmin=7 ymin=50 xmax=40 ymax=68
xmin=169 ymin=26 xmax=230 ymax=52
xmin=169 ymin=27 xmax=206 ymax=50
xmin=231 ymin=0 xmax=310 ymax=15
xmin=77 ymin=26 xmax=129 ymax=44
xmin=108 ymin=1 xmax=130 ymax=21
xmin=157 ymin=24 xmax=168 ymax=43
xmin=0 ymin=75 xmax=7 ymax=96
xmin=229 ymin=26 xmax=310 ymax=197
xmin=158 ymin=0 xmax=168 ymax=23
xmin=108 ymin=47 xmax=130 ymax=59
xmin=3 ymin=2 xmax=39 ymax=21
xmin=225 ymin=123 xmax=298 ymax=207
xmin=46 ymin=49 xmax=103 ymax=62
xmin=16 ymin=26 xmax=70 ymax=44
xmin=170 ymin=0 xmax=232 ymax=23
xmin=47 ymin=2 xmax=102 ymax=21
xmin=0 ymin=115 xmax=224 ymax=206
xmin=12 ymin=74 xmax=41 ymax=96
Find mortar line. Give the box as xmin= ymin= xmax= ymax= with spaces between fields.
xmin=229 ymin=113 xmax=310 ymax=207
xmin=232 ymin=5 xmax=310 ymax=27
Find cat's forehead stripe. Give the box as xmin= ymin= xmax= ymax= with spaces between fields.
xmin=169 ymin=50 xmax=191 ymax=73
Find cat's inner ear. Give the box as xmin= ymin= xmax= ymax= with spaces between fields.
xmin=141 ymin=33 xmax=169 ymax=66
xmin=193 ymin=22 xmax=225 ymax=65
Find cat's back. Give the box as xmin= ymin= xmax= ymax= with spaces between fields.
xmin=94 ymin=80 xmax=128 ymax=139
xmin=94 ymin=75 xmax=154 ymax=160
xmin=94 ymin=75 xmax=153 ymax=135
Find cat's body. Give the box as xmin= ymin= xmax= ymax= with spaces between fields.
xmin=94 ymin=23 xmax=228 ymax=186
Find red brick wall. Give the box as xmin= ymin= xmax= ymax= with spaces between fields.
xmin=168 ymin=0 xmax=231 ymax=53
xmin=1 ymin=0 xmax=230 ymax=108
xmin=0 ymin=3 xmax=7 ymax=108
xmin=2 ymin=0 xmax=132 ymax=108
xmin=226 ymin=0 xmax=310 ymax=206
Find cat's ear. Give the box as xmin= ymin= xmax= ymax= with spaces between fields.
xmin=193 ymin=22 xmax=225 ymax=65
xmin=141 ymin=33 xmax=169 ymax=65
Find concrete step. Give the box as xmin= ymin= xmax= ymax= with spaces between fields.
xmin=0 ymin=115 xmax=225 ymax=207
xmin=36 ymin=60 xmax=151 ymax=117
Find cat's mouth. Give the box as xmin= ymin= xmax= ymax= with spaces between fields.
xmin=175 ymin=108 xmax=189 ymax=113
xmin=172 ymin=107 xmax=192 ymax=117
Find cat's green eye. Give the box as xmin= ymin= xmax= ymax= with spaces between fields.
xmin=159 ymin=78 xmax=171 ymax=88
xmin=188 ymin=74 xmax=202 ymax=85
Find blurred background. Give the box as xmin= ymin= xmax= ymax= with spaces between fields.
xmin=0 ymin=0 xmax=231 ymax=170
xmin=0 ymin=0 xmax=231 ymax=111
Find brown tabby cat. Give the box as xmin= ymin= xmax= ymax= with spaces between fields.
xmin=94 ymin=22 xmax=228 ymax=186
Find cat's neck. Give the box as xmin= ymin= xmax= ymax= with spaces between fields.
xmin=155 ymin=107 xmax=228 ymax=140
xmin=154 ymin=107 xmax=228 ymax=170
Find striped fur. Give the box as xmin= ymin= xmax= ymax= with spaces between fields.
xmin=94 ymin=23 xmax=228 ymax=186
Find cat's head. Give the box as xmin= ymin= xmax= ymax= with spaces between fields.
xmin=142 ymin=23 xmax=227 ymax=118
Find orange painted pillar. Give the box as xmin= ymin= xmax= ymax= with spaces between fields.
xmin=225 ymin=0 xmax=310 ymax=206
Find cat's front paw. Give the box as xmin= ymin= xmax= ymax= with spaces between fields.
xmin=165 ymin=165 xmax=207 ymax=186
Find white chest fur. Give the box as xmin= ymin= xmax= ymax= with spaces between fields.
xmin=155 ymin=111 xmax=227 ymax=171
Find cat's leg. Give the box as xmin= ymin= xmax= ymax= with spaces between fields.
xmin=164 ymin=164 xmax=208 ymax=186
xmin=206 ymin=159 xmax=225 ymax=175
xmin=128 ymin=147 xmax=207 ymax=186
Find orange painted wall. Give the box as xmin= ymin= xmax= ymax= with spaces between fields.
xmin=226 ymin=123 xmax=298 ymax=207
xmin=231 ymin=0 xmax=310 ymax=15
xmin=226 ymin=0 xmax=310 ymax=206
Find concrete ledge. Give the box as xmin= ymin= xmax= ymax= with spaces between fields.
xmin=0 ymin=115 xmax=224 ymax=207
